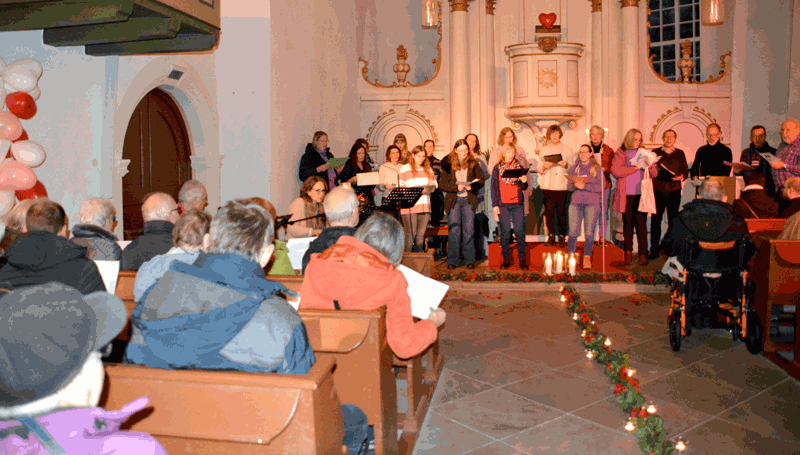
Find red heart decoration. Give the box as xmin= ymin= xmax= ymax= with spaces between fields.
xmin=539 ymin=12 xmax=557 ymax=29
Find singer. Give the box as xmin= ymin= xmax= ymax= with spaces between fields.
xmin=286 ymin=176 xmax=328 ymax=240
xmin=378 ymin=145 xmax=404 ymax=202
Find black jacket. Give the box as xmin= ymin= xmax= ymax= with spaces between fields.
xmin=439 ymin=156 xmax=486 ymax=212
xmin=0 ymin=230 xmax=106 ymax=294
xmin=72 ymin=224 xmax=122 ymax=260
xmin=298 ymin=143 xmax=338 ymax=184
xmin=689 ymin=142 xmax=733 ymax=178
xmin=734 ymin=189 xmax=780 ymax=219
xmin=122 ymin=221 xmax=174 ymax=271
xmin=660 ymin=199 xmax=751 ymax=258
xmin=301 ymin=226 xmax=358 ymax=273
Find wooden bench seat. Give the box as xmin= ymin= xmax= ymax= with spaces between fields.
xmin=752 ymin=238 xmax=800 ymax=375
xmin=101 ymin=356 xmax=347 ymax=454
xmin=745 ymin=218 xmax=785 ymax=238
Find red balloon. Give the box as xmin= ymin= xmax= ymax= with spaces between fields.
xmin=14 ymin=129 xmax=29 ymax=142
xmin=5 ymin=92 xmax=37 ymax=120
xmin=15 ymin=180 xmax=47 ymax=201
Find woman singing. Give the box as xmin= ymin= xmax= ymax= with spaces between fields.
xmin=286 ymin=175 xmax=328 ymax=240
xmin=537 ymin=125 xmax=574 ymax=246
xmin=339 ymin=140 xmax=376 ymax=224
xmin=611 ymin=128 xmax=648 ymax=265
xmin=491 ymin=144 xmax=529 ymax=269
xmin=399 ymin=146 xmax=438 ymax=252
xmin=567 ymin=144 xmax=603 ymax=269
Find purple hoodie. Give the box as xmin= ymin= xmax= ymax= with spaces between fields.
xmin=568 ymin=159 xmax=602 ymax=206
xmin=0 ymin=398 xmax=167 ymax=455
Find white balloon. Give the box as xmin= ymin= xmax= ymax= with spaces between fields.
xmin=11 ymin=141 xmax=46 ymax=168
xmin=12 ymin=59 xmax=43 ymax=80
xmin=0 ymin=190 xmax=14 ymax=217
xmin=27 ymin=87 xmax=41 ymax=101
xmin=4 ymin=67 xmax=35 ymax=92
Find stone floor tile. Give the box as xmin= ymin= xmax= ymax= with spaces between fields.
xmin=643 ymin=369 xmax=748 ymax=416
xmin=446 ymin=352 xmax=546 ymax=386
xmin=684 ymin=348 xmax=788 ymax=395
xmin=573 ymin=395 xmax=714 ymax=436
xmin=463 ymin=441 xmax=528 ymax=455
xmin=430 ymin=369 xmax=495 ymax=408
xmin=435 ymin=388 xmax=564 ymax=440
xmin=502 ymin=415 xmax=640 ymax=455
xmin=718 ymin=378 xmax=800 ymax=442
xmin=412 ymin=411 xmax=495 ymax=455
xmin=503 ymin=369 xmax=612 ymax=413
xmin=680 ymin=418 xmax=800 ymax=455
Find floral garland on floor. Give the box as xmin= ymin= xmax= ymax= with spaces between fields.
xmin=433 ymin=270 xmax=671 ymax=286
xmin=561 ymin=286 xmax=686 ymax=455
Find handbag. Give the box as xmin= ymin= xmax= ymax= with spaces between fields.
xmin=638 ymin=167 xmax=657 ymax=215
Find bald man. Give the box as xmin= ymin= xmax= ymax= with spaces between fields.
xmin=770 ymin=119 xmax=800 ymax=189
xmin=178 ymin=180 xmax=209 ymax=213
xmin=301 ymin=186 xmax=359 ymax=272
xmin=122 ymin=192 xmax=180 ymax=270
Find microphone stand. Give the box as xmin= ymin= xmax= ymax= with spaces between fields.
xmin=275 ymin=213 xmax=326 ymax=231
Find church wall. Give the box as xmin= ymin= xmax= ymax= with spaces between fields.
xmin=788 ymin=5 xmax=800 ymax=122
xmin=270 ymin=0 xmax=362 ymax=216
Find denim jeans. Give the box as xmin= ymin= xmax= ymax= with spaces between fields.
xmin=342 ymin=404 xmax=370 ymax=454
xmin=568 ymin=203 xmax=600 ymax=256
xmin=597 ymin=187 xmax=613 ymax=239
xmin=447 ymin=197 xmax=476 ymax=266
xmin=498 ymin=204 xmax=526 ymax=261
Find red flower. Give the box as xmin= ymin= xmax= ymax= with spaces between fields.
xmin=567 ymin=276 xmax=574 ymax=282
xmin=619 ymin=367 xmax=628 ymax=379
xmin=631 ymin=410 xmax=639 ymax=418
xmin=500 ymin=277 xmax=506 ymax=282
xmin=606 ymin=363 xmax=612 ymax=370
xmin=628 ymin=379 xmax=639 ymax=388
xmin=434 ymin=273 xmax=440 ymax=280
xmin=582 ymin=279 xmax=590 ymax=283
xmin=602 ymin=274 xmax=609 ymax=281
xmin=470 ymin=272 xmax=478 ymax=280
xmin=638 ymin=408 xmax=648 ymax=418
xmin=614 ymin=384 xmax=628 ymax=395
xmin=627 ymin=274 xmax=636 ymax=283
xmin=647 ymin=276 xmax=654 ymax=284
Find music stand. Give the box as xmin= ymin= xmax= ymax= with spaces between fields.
xmin=380 ymin=187 xmax=424 ymax=212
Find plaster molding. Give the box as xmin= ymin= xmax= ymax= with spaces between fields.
xmin=590 ymin=0 xmax=602 ymax=12
xmin=366 ymin=108 xmax=439 ymax=150
xmin=486 ymin=0 xmax=496 ymax=14
xmin=649 ymin=105 xmax=719 ymax=143
xmin=450 ymin=0 xmax=469 ymax=13
xmin=112 ymin=159 xmax=131 ymax=179
xmin=620 ymin=0 xmax=639 ymax=7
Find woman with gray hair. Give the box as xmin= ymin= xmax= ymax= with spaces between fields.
xmin=588 ymin=125 xmax=615 ymax=246
xmin=299 ymin=212 xmax=446 ymax=359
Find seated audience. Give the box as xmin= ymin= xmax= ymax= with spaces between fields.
xmin=124 ymin=199 xmax=369 ymax=453
xmin=0 ymin=283 xmax=166 ymax=454
xmin=779 ymin=210 xmax=800 ymax=238
xmin=286 ymin=176 xmax=328 ymax=240
xmin=0 ymin=198 xmax=38 ymax=256
xmin=780 ymin=177 xmax=800 ymax=218
xmin=133 ymin=211 xmax=212 ymax=301
xmin=300 ymin=212 xmax=446 ymax=359
xmin=0 ymin=199 xmax=105 ymax=294
xmin=239 ymin=197 xmax=294 ymax=276
xmin=661 ymin=179 xmax=750 ymax=255
xmin=301 ymin=186 xmax=359 ymax=273
xmin=733 ymin=172 xmax=780 ymax=219
xmin=72 ymin=197 xmax=122 ymax=260
xmin=122 ymin=192 xmax=180 ymax=270
xmin=178 ymin=179 xmax=209 ymax=214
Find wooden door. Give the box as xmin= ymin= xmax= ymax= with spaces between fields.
xmin=122 ymin=89 xmax=192 ymax=240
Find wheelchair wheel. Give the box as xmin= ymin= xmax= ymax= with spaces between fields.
xmin=669 ymin=312 xmax=682 ymax=352
xmin=744 ymin=312 xmax=763 ymax=355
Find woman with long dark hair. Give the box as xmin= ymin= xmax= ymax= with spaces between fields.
xmin=440 ymin=139 xmax=486 ymax=269
xmin=339 ymin=140 xmax=376 ymax=223
xmin=567 ymin=144 xmax=603 ymax=269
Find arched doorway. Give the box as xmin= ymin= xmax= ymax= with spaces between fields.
xmin=122 ymin=88 xmax=192 ymax=240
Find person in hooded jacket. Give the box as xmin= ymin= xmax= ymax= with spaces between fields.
xmin=0 ymin=199 xmax=105 ymax=294
xmin=71 ymin=197 xmax=122 ymax=260
xmin=300 ymin=212 xmax=446 ymax=359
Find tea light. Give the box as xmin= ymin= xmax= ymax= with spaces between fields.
xmin=624 ymin=420 xmax=635 ymax=432
xmin=627 ymin=368 xmax=636 ymax=378
xmin=647 ymin=403 xmax=657 ymax=414
xmin=585 ymin=350 xmax=594 ymax=359
xmin=675 ymin=440 xmax=687 ymax=451
xmin=604 ymin=338 xmax=612 ymax=347
xmin=572 ymin=312 xmax=578 ymax=320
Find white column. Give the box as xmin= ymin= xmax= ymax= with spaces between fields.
xmin=620 ymin=0 xmax=640 ymax=132
xmin=590 ymin=0 xmax=603 ymax=127
xmin=450 ymin=0 xmax=470 ymax=141
xmin=486 ymin=0 xmax=496 ymax=146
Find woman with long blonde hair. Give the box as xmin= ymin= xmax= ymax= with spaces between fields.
xmin=611 ymin=128 xmax=648 ymax=265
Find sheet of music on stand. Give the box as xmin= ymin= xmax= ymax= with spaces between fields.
xmin=398 ymin=265 xmax=449 ymax=319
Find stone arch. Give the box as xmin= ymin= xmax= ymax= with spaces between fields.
xmin=366 ymin=108 xmax=440 ymax=164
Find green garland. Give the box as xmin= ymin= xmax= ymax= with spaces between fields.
xmin=433 ymin=270 xmax=671 ymax=286
xmin=561 ymin=286 xmax=685 ymax=455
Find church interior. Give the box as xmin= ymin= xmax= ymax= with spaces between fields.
xmin=0 ymin=0 xmax=799 ymax=453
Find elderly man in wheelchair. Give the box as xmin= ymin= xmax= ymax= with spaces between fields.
xmin=658 ymin=179 xmax=762 ymax=353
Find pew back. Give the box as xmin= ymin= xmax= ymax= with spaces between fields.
xmin=101 ymin=357 xmax=346 ymax=454
xmin=745 ymin=218 xmax=785 ymax=238
xmin=752 ymin=238 xmax=800 ymax=358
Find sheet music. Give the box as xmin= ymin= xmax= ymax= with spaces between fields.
xmin=94 ymin=260 xmax=120 ymax=294
xmin=286 ymin=237 xmax=317 ymax=270
xmin=398 ymin=265 xmax=449 ymax=319
xmin=356 ymin=171 xmax=379 ymax=186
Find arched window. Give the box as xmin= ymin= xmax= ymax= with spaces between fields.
xmin=648 ymin=0 xmax=702 ymax=81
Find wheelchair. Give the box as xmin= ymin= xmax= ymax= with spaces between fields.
xmin=667 ymin=238 xmax=763 ymax=354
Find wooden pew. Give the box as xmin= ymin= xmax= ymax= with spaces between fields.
xmin=745 ymin=218 xmax=785 ymax=238
xmin=115 ymin=270 xmax=137 ymax=341
xmin=300 ymin=307 xmax=399 ymax=455
xmin=101 ymin=356 xmax=347 ymax=454
xmin=752 ymin=238 xmax=800 ymax=375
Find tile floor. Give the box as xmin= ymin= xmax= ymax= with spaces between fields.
xmin=410 ymin=289 xmax=800 ymax=455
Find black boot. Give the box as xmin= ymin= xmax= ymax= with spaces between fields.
xmin=545 ymin=235 xmax=555 ymax=246
xmin=557 ymin=235 xmax=567 ymax=247
xmin=500 ymin=256 xmax=512 ymax=269
xmin=520 ymin=258 xmax=528 ymax=270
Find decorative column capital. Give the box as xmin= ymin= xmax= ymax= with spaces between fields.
xmin=450 ymin=0 xmax=469 ymax=13
xmin=590 ymin=0 xmax=602 ymax=12
xmin=486 ymin=0 xmax=496 ymax=14
xmin=112 ymin=159 xmax=131 ymax=179
xmin=620 ymin=0 xmax=639 ymax=7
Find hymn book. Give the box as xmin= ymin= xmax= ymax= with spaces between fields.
xmin=398 ymin=265 xmax=449 ymax=319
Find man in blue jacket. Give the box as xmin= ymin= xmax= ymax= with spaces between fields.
xmin=125 ymin=198 xmax=370 ymax=453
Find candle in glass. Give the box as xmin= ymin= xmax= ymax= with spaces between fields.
xmin=568 ymin=254 xmax=576 ymax=276
xmin=556 ymin=252 xmax=564 ymax=274
xmin=544 ymin=253 xmax=553 ymax=276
